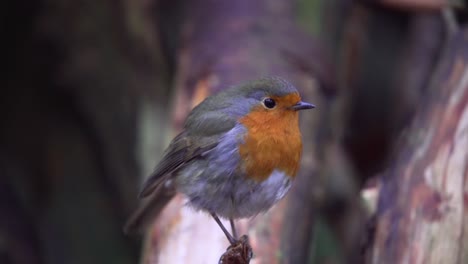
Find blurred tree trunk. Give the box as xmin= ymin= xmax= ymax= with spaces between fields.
xmin=317 ymin=1 xmax=468 ymax=263
xmin=309 ymin=1 xmax=448 ymax=263
xmin=143 ymin=0 xmax=333 ymax=263
xmin=369 ymin=24 xmax=468 ymax=264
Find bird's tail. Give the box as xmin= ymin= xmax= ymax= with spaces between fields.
xmin=123 ymin=187 xmax=176 ymax=234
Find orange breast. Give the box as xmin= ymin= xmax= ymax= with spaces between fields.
xmin=238 ymin=95 xmax=303 ymax=182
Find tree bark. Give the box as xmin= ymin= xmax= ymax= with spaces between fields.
xmin=370 ymin=27 xmax=468 ymax=264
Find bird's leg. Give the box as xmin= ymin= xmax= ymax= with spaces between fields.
xmin=230 ymin=218 xmax=237 ymax=240
xmin=210 ymin=212 xmax=237 ymax=245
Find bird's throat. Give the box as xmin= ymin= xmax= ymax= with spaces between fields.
xmin=238 ymin=108 xmax=302 ymax=182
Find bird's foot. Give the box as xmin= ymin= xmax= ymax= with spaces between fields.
xmin=219 ymin=235 xmax=253 ymax=264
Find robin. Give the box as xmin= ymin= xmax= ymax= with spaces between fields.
xmin=124 ymin=77 xmax=315 ymax=245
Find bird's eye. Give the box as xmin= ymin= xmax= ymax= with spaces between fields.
xmin=263 ymin=98 xmax=276 ymax=109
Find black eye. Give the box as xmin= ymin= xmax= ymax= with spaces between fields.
xmin=263 ymin=98 xmax=276 ymax=109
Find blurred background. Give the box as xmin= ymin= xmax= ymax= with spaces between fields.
xmin=2 ymin=0 xmax=468 ymax=263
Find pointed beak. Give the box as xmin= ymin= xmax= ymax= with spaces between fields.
xmin=290 ymin=101 xmax=315 ymax=111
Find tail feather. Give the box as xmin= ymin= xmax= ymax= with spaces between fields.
xmin=123 ymin=188 xmax=175 ymax=234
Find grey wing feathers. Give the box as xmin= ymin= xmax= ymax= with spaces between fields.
xmin=138 ymin=100 xmax=238 ymax=198
xmin=138 ymin=133 xmax=218 ymax=198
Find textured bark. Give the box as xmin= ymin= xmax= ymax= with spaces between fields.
xmin=312 ymin=2 xmax=446 ymax=262
xmin=143 ymin=0 xmax=332 ymax=263
xmin=370 ymin=28 xmax=468 ymax=264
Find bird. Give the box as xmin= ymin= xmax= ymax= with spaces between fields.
xmin=124 ymin=77 xmax=315 ymax=244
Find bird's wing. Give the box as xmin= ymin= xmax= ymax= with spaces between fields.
xmin=138 ymin=133 xmax=220 ymax=198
